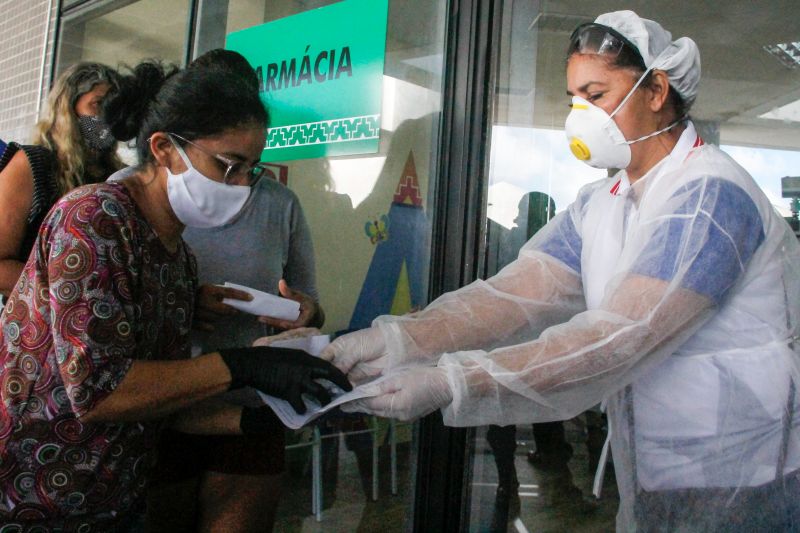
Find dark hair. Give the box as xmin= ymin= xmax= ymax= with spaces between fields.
xmin=567 ymin=33 xmax=689 ymax=121
xmin=612 ymin=49 xmax=688 ymax=121
xmin=103 ymin=52 xmax=268 ymax=164
xmin=189 ymin=49 xmax=259 ymax=93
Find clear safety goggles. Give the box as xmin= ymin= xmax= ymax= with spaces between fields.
xmin=568 ymin=23 xmax=646 ymax=69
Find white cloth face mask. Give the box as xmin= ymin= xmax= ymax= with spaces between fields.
xmin=165 ymin=138 xmax=251 ymax=228
xmin=564 ymin=65 xmax=680 ymax=169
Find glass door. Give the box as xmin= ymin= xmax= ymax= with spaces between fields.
xmin=195 ymin=1 xmax=448 ymax=531
xmin=468 ymin=1 xmax=800 ymax=531
xmin=55 ymin=0 xmax=451 ymax=530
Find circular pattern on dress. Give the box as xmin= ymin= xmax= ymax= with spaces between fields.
xmin=19 ymin=354 xmax=39 ymax=376
xmin=92 ymin=301 xmax=114 ymax=320
xmin=53 ymin=239 xmax=95 ymax=282
xmin=109 ymin=244 xmax=125 ymax=266
xmin=19 ymin=438 xmax=38 ymax=456
xmin=66 ymin=491 xmax=86 ymax=508
xmin=64 ymin=354 xmax=92 ymax=386
xmin=13 ymin=472 xmax=35 ymax=496
xmin=69 ymin=385 xmax=92 ymax=409
xmin=54 ymin=418 xmax=90 ymax=444
xmin=45 ymin=465 xmax=71 ymax=491
xmin=160 ymin=264 xmax=169 ymax=287
xmin=101 ymin=198 xmax=121 ymax=218
xmin=21 ymin=319 xmax=49 ymax=352
xmin=92 ymin=211 xmax=119 ymax=240
xmin=4 ymin=322 xmax=20 ymax=343
xmin=12 ymin=503 xmax=49 ymax=522
xmin=54 ymin=281 xmax=80 ymax=305
xmin=56 ymin=303 xmax=91 ymax=342
xmin=24 ymin=395 xmax=43 ymax=415
xmin=36 ymin=286 xmax=48 ymax=306
xmin=2 ymin=369 xmax=26 ymax=397
xmin=50 ymin=386 xmax=69 ymax=410
xmin=0 ymin=523 xmax=23 ymax=532
xmin=63 ymin=447 xmax=88 ymax=465
xmin=117 ymin=321 xmax=131 ymax=337
xmin=34 ymin=443 xmax=61 ymax=465
xmin=109 ymin=444 xmax=124 ymax=457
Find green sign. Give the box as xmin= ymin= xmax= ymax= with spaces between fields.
xmin=226 ymin=0 xmax=389 ymax=162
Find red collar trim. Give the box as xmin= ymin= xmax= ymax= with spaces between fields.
xmin=609 ymin=136 xmax=705 ymax=196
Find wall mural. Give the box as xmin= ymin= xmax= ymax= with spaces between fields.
xmin=348 ymin=151 xmax=428 ymax=330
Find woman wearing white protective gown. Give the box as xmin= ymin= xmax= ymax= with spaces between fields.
xmin=322 ymin=10 xmax=800 ymax=531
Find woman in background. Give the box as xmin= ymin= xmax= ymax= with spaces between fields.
xmin=146 ymin=49 xmax=325 ymax=533
xmin=0 ymin=62 xmax=122 ymax=297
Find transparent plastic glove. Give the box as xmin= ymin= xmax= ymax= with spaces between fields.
xmin=319 ymin=327 xmax=388 ymax=384
xmin=340 ymin=367 xmax=453 ymax=422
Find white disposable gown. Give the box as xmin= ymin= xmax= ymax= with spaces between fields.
xmin=372 ymin=122 xmax=800 ymax=530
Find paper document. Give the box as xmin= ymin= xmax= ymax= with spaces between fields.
xmin=257 ymin=374 xmax=392 ymax=430
xmin=221 ymin=282 xmax=300 ymax=321
xmin=267 ymin=334 xmax=330 ymax=356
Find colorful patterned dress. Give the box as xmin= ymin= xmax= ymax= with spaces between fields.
xmin=0 ymin=182 xmax=196 ymax=530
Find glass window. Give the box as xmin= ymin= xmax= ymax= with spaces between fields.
xmin=471 ymin=1 xmax=800 ymax=531
xmin=194 ymin=1 xmax=448 ymax=531
xmin=55 ymin=0 xmax=191 ymax=77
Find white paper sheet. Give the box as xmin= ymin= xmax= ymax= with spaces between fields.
xmin=267 ymin=335 xmax=330 ymax=356
xmin=257 ymin=374 xmax=392 ymax=430
xmin=221 ymin=281 xmax=300 ymax=321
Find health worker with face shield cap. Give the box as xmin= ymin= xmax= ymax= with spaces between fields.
xmin=321 ymin=10 xmax=800 ymax=531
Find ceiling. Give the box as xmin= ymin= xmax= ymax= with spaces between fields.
xmin=497 ymin=0 xmax=800 ymax=150
xmin=57 ymin=0 xmax=800 ymax=150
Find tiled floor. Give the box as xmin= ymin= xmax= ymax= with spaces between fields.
xmin=469 ymin=421 xmax=619 ymax=532
xmin=271 ymin=418 xmax=619 ymax=532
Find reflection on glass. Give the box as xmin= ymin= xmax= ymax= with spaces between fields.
xmin=56 ymin=0 xmax=190 ymax=75
xmin=194 ymin=1 xmax=447 ymax=531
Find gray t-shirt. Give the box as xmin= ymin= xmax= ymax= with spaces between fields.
xmin=183 ymin=177 xmax=317 ymax=352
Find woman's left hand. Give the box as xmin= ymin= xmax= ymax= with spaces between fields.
xmin=258 ymin=279 xmax=323 ymax=330
xmin=195 ymin=284 xmax=252 ymax=332
xmin=340 ymin=366 xmax=453 ymax=422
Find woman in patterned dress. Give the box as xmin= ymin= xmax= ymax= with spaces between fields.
xmin=0 ymin=56 xmax=349 ymax=531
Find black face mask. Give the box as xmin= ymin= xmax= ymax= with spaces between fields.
xmin=77 ymin=115 xmax=116 ymax=152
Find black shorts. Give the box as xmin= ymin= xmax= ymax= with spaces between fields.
xmin=150 ymin=412 xmax=286 ymax=483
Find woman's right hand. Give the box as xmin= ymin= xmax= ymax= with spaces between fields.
xmin=218 ymin=346 xmax=352 ymax=414
xmin=319 ymin=327 xmax=388 ymax=385
xmin=194 ymin=284 xmax=252 ymax=331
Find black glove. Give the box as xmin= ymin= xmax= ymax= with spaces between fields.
xmin=219 ymin=346 xmax=353 ymax=414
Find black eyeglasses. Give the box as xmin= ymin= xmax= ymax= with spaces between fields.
xmin=169 ymin=132 xmax=267 ymax=187
xmin=568 ymin=23 xmax=646 ymax=69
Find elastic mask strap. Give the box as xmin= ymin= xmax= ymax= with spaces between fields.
xmin=609 ymin=46 xmax=672 ymax=120
xmin=608 ymin=65 xmax=654 ymax=120
xmin=168 ymin=136 xmax=193 ymax=170
xmin=624 ymin=115 xmax=686 ymax=145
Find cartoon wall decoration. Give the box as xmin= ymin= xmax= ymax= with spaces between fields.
xmin=348 ymin=151 xmax=428 ymax=330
